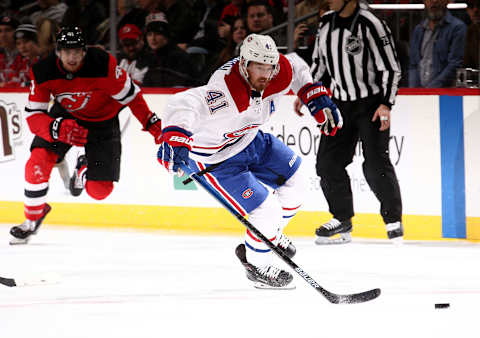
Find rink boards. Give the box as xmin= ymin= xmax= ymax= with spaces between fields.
xmin=0 ymin=88 xmax=479 ymax=241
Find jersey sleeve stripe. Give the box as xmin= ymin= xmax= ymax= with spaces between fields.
xmin=25 ymin=101 xmax=49 ymax=111
xmin=115 ymin=79 xmax=140 ymax=105
xmin=112 ymin=76 xmax=133 ymax=101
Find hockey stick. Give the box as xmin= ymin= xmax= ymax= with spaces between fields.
xmin=181 ymin=161 xmax=224 ymax=185
xmin=181 ymin=164 xmax=381 ymax=304
xmin=0 ymin=273 xmax=60 ymax=287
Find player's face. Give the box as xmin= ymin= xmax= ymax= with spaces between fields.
xmin=247 ymin=61 xmax=275 ymax=91
xmin=58 ymin=48 xmax=86 ymax=72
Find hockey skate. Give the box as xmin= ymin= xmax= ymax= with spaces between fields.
xmin=315 ymin=218 xmax=353 ymax=245
xmin=69 ymin=155 xmax=87 ymax=196
xmin=10 ymin=204 xmax=51 ymax=245
xmin=277 ymin=233 xmax=296 ymax=258
xmin=235 ymin=244 xmax=295 ymax=289
xmin=386 ymin=221 xmax=404 ymax=244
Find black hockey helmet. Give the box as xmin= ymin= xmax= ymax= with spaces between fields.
xmin=56 ymin=26 xmax=86 ymax=51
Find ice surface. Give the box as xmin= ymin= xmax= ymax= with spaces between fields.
xmin=0 ymin=225 xmax=478 ymax=338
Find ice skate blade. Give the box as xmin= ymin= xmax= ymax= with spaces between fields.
xmin=315 ymin=232 xmax=352 ymax=245
xmin=390 ymin=236 xmax=404 ymax=246
xmin=253 ymin=281 xmax=296 ymax=290
xmin=9 ymin=236 xmax=30 ymax=245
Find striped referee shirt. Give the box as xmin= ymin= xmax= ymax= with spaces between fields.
xmin=311 ymin=3 xmax=401 ymax=108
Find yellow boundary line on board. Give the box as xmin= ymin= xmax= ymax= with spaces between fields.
xmin=1 ymin=201 xmax=479 ymax=241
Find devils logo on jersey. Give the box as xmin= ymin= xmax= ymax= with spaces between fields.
xmin=56 ymin=92 xmax=92 ymax=112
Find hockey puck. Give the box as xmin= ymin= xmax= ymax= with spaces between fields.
xmin=435 ymin=303 xmax=450 ymax=309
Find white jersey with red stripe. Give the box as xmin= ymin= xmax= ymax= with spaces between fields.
xmin=161 ymin=52 xmax=313 ymax=164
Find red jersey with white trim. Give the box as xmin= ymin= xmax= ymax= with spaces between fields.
xmin=25 ymin=47 xmax=154 ymax=142
xmin=161 ymin=53 xmax=313 ymax=164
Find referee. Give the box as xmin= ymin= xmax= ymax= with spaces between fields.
xmin=310 ymin=0 xmax=403 ymax=244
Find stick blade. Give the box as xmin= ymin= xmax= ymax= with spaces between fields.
xmin=327 ymin=288 xmax=381 ymax=304
xmin=0 ymin=273 xmax=61 ymax=287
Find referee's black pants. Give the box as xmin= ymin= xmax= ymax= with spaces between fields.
xmin=316 ymin=94 xmax=402 ymax=224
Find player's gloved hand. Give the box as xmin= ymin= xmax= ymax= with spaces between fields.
xmin=50 ymin=117 xmax=88 ymax=146
xmin=145 ymin=113 xmax=162 ymax=144
xmin=298 ymin=82 xmax=343 ymax=136
xmin=157 ymin=126 xmax=193 ymax=175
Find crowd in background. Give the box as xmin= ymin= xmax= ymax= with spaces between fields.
xmin=0 ymin=0 xmax=478 ymax=89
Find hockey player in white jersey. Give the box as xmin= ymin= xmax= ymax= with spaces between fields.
xmin=158 ymin=34 xmax=342 ymax=289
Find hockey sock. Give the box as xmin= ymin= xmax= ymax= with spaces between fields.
xmin=24 ymin=148 xmax=58 ymax=221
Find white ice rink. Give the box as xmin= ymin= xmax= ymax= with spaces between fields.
xmin=0 ymin=225 xmax=479 ymax=338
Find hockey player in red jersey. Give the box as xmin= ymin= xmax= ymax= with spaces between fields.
xmin=158 ymin=34 xmax=342 ymax=289
xmin=9 ymin=26 xmax=162 ymax=245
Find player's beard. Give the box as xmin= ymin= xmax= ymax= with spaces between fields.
xmin=251 ymin=78 xmax=269 ymax=91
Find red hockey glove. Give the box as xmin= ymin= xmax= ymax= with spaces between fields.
xmin=298 ymin=82 xmax=343 ymax=136
xmin=145 ymin=113 xmax=162 ymax=144
xmin=157 ymin=126 xmax=192 ymax=175
xmin=50 ymin=118 xmax=88 ymax=146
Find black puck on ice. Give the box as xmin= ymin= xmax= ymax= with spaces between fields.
xmin=435 ymin=303 xmax=450 ymax=309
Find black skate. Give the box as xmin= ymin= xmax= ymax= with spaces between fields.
xmin=315 ymin=218 xmax=352 ymax=245
xmin=69 ymin=155 xmax=87 ymax=196
xmin=10 ymin=204 xmax=51 ymax=245
xmin=235 ymin=244 xmax=294 ymax=289
xmin=277 ymin=233 xmax=296 ymax=258
xmin=386 ymin=221 xmax=404 ymax=244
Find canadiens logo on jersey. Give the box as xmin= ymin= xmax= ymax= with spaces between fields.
xmin=345 ymin=36 xmax=363 ymax=55
xmin=57 ymin=92 xmax=92 ymax=112
xmin=242 ymin=188 xmax=254 ymax=199
xmin=224 ymin=124 xmax=260 ymax=139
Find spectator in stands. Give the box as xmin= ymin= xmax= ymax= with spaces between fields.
xmin=36 ymin=17 xmax=58 ymax=57
xmin=136 ymin=13 xmax=197 ymax=87
xmin=204 ymin=16 xmax=247 ymax=80
xmin=96 ymin=0 xmax=150 ymax=48
xmin=464 ymin=0 xmax=479 ymax=69
xmin=118 ymin=0 xmax=148 ymax=31
xmin=295 ymin=0 xmax=323 ymax=27
xmin=408 ymin=0 xmax=467 ymax=87
xmin=188 ymin=0 xmax=226 ymax=55
xmin=158 ymin=0 xmax=198 ymax=46
xmin=61 ymin=0 xmax=107 ymax=45
xmin=246 ymin=0 xmax=273 ymax=34
xmin=30 ymin=0 xmax=68 ymax=25
xmin=0 ymin=15 xmax=19 ymax=85
xmin=294 ymin=0 xmax=329 ymax=65
xmin=245 ymin=0 xmax=287 ymax=49
xmin=137 ymin=0 xmax=161 ymax=12
xmin=220 ymin=0 xmax=244 ymax=22
xmin=6 ymin=23 xmax=41 ymax=87
xmin=118 ymin=23 xmax=147 ymax=83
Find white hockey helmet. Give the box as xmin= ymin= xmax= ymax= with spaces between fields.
xmin=239 ymin=33 xmax=280 ymax=81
